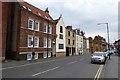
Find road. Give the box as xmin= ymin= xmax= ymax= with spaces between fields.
xmin=2 ymin=53 xmax=118 ymax=80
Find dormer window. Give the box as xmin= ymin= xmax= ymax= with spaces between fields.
xmin=45 ymin=16 xmax=47 ymax=19
xmin=22 ymin=6 xmax=26 ymax=9
xmin=38 ymin=13 xmax=41 ymax=16
xmin=28 ymin=8 xmax=32 ymax=12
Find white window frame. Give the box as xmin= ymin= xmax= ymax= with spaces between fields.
xmin=48 ymin=38 xmax=51 ymax=48
xmin=28 ymin=35 xmax=33 ymax=47
xmin=28 ymin=18 xmax=34 ymax=30
xmin=43 ymin=37 xmax=47 ymax=48
xmin=48 ymin=25 xmax=52 ymax=34
xmin=34 ymin=36 xmax=39 ymax=47
xmin=44 ymin=23 xmax=47 ymax=33
xmin=35 ymin=20 xmax=40 ymax=31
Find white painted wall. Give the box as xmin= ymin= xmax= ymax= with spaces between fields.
xmin=86 ymin=39 xmax=89 ymax=49
xmin=76 ymin=34 xmax=81 ymax=55
xmin=80 ymin=36 xmax=84 ymax=53
xmin=56 ymin=17 xmax=66 ymax=53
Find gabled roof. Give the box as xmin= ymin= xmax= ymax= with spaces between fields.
xmin=19 ymin=2 xmax=54 ymax=22
xmin=54 ymin=18 xmax=60 ymax=24
xmin=54 ymin=14 xmax=62 ymax=24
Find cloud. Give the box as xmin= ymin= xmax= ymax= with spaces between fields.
xmin=24 ymin=0 xmax=119 ymax=43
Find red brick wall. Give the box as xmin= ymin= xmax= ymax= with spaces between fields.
xmin=2 ymin=2 xmax=9 ymax=59
xmin=19 ymin=9 xmax=56 ymax=53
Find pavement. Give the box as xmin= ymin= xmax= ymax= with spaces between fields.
xmin=1 ymin=53 xmax=119 ymax=80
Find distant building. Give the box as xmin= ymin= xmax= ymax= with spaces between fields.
xmin=83 ymin=36 xmax=89 ymax=53
xmin=88 ymin=35 xmax=107 ymax=53
xmin=83 ymin=36 xmax=87 ymax=53
xmin=65 ymin=26 xmax=76 ymax=56
xmin=86 ymin=38 xmax=89 ymax=53
xmin=75 ymin=28 xmax=81 ymax=55
xmin=54 ymin=15 xmax=66 ymax=57
xmin=88 ymin=37 xmax=94 ymax=53
xmin=79 ymin=33 xmax=84 ymax=54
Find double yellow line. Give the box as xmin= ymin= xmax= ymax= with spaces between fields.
xmin=94 ymin=65 xmax=104 ymax=80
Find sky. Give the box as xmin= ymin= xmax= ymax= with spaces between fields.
xmin=24 ymin=0 xmax=119 ymax=43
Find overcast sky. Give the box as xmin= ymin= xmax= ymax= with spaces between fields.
xmin=24 ymin=0 xmax=119 ymax=43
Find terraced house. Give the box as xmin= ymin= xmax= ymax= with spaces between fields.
xmin=65 ymin=26 xmax=76 ymax=56
xmin=54 ymin=15 xmax=66 ymax=57
xmin=2 ymin=2 xmax=57 ymax=60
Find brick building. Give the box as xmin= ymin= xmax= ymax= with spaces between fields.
xmin=88 ymin=35 xmax=107 ymax=53
xmin=88 ymin=37 xmax=93 ymax=53
xmin=2 ymin=2 xmax=57 ymax=60
xmin=2 ymin=2 xmax=9 ymax=60
xmin=54 ymin=15 xmax=66 ymax=57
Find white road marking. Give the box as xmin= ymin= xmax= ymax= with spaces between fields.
xmin=97 ymin=65 xmax=104 ymax=79
xmin=94 ymin=65 xmax=104 ymax=80
xmin=32 ymin=66 xmax=60 ymax=77
xmin=1 ymin=56 xmax=90 ymax=70
xmin=1 ymin=58 xmax=67 ymax=70
xmin=94 ymin=65 xmax=101 ymax=79
xmin=68 ymin=61 xmax=77 ymax=64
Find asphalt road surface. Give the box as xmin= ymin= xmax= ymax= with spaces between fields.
xmin=2 ymin=53 xmax=118 ymax=79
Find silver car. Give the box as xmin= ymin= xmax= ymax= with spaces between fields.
xmin=91 ymin=52 xmax=106 ymax=64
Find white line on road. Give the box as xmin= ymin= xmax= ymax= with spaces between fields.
xmin=32 ymin=66 xmax=60 ymax=77
xmin=94 ymin=65 xmax=104 ymax=80
xmin=68 ymin=61 xmax=77 ymax=64
xmin=1 ymin=56 xmax=90 ymax=70
xmin=97 ymin=65 xmax=104 ymax=79
xmin=1 ymin=58 xmax=67 ymax=70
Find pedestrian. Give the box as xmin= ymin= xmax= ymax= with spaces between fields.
xmin=32 ymin=52 xmax=35 ymax=61
xmin=108 ymin=52 xmax=111 ymax=60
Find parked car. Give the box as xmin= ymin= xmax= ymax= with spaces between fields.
xmin=91 ymin=52 xmax=106 ymax=64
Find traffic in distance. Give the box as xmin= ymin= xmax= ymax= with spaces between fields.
xmin=91 ymin=49 xmax=117 ymax=64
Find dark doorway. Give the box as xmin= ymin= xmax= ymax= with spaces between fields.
xmin=72 ymin=47 xmax=75 ymax=55
xmin=66 ymin=47 xmax=69 ymax=56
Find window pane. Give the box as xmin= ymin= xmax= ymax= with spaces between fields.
xmin=28 ymin=35 xmax=33 ymax=47
xmin=59 ymin=44 xmax=64 ymax=49
xmin=60 ymin=26 xmax=63 ymax=33
xmin=68 ymin=39 xmax=70 ymax=45
xmin=43 ymin=38 xmax=47 ymax=48
xmin=48 ymin=25 xmax=52 ymax=34
xmin=68 ymin=31 xmax=70 ymax=36
xmin=73 ymin=33 xmax=74 ymax=37
xmin=28 ymin=19 xmax=34 ymax=30
xmin=44 ymin=23 xmax=47 ymax=33
xmin=48 ymin=26 xmax=50 ymax=33
xmin=59 ymin=34 xmax=63 ymax=39
xmin=34 ymin=37 xmax=39 ymax=47
xmin=35 ymin=21 xmax=39 ymax=31
xmin=73 ymin=40 xmax=74 ymax=45
xmin=48 ymin=39 xmax=51 ymax=48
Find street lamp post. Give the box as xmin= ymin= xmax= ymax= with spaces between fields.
xmin=97 ymin=23 xmax=110 ymax=50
